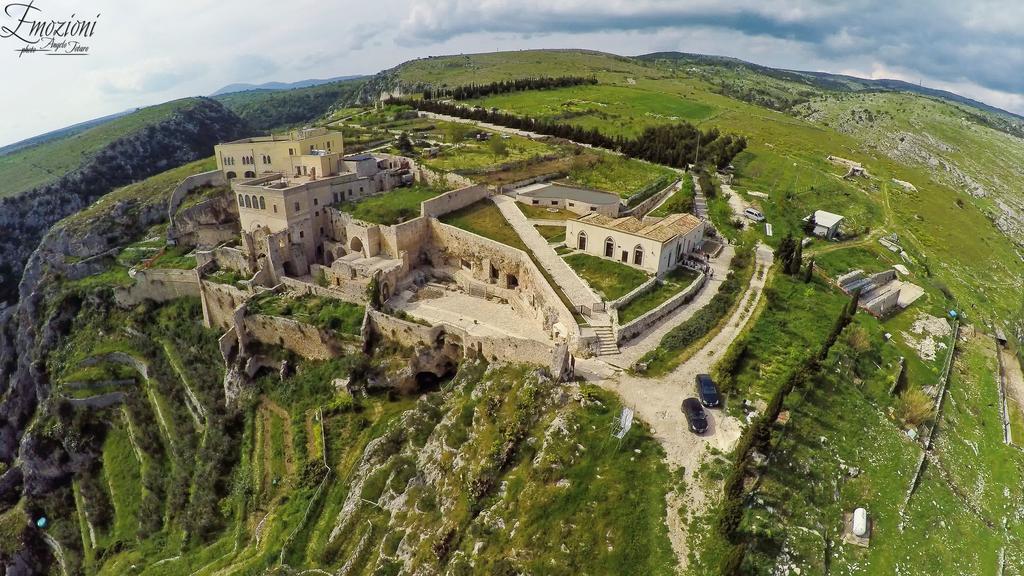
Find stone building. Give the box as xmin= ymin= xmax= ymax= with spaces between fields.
xmin=514 ymin=182 xmax=622 ymax=216
xmin=565 ymin=212 xmax=707 ymax=275
xmin=214 ymin=127 xmax=344 ymax=180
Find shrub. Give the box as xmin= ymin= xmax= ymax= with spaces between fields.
xmin=896 ymin=387 xmax=934 ymax=428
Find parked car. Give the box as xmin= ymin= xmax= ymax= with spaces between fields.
xmin=681 ymin=398 xmax=708 ymax=434
xmin=743 ymin=207 xmax=765 ymax=222
xmin=696 ymin=373 xmax=720 ymax=407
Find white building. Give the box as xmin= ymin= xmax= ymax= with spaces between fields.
xmin=565 ymin=212 xmax=707 ymax=275
xmin=805 ymin=210 xmax=844 ymax=240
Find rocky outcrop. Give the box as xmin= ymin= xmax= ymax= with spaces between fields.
xmin=0 ymin=97 xmax=251 ymax=306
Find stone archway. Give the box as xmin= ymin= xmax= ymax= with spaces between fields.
xmin=350 ymin=236 xmax=364 ymax=255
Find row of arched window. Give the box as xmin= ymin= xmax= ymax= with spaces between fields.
xmin=578 ymin=232 xmax=643 ymax=266
xmin=239 ymin=194 xmax=267 ymax=210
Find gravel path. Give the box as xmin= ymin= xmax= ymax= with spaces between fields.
xmin=492 ymin=195 xmax=603 ymax=310
xmin=578 ymin=243 xmax=774 ymax=571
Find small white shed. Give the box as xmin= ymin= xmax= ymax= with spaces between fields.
xmin=805 ymin=210 xmax=845 ymax=240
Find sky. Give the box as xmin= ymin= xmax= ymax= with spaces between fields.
xmin=3 ymin=0 xmax=1024 ymax=147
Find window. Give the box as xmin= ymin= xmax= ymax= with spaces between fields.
xmin=348 ymin=189 xmax=353 ymax=197
xmin=569 ymin=202 xmax=575 ymax=207
xmin=244 ymin=196 xmax=252 ymax=208
xmin=604 ymin=237 xmax=614 ymax=258
xmin=313 ymin=198 xmax=318 ymax=206
xmin=294 ymin=202 xmax=300 ymax=211
xmin=532 ymin=199 xmax=539 ymax=205
xmin=238 ymin=194 xmax=244 ymax=206
xmin=551 ymin=200 xmax=558 ymax=206
xmin=590 ymin=206 xmax=597 ymax=211
xmin=273 ymin=205 xmax=278 ymax=213
xmin=315 ymin=211 xmax=319 ymax=217
xmin=577 ymin=231 xmax=587 ymax=251
xmin=226 ymin=171 xmax=236 ymax=179
xmin=289 ymin=148 xmax=294 ymax=155
xmin=326 ymin=140 xmax=332 ymax=150
xmin=310 ymin=145 xmax=314 ymax=152
xmin=633 ymin=245 xmax=643 ymax=266
xmin=295 ymin=167 xmax=302 ymax=176
xmin=319 ymin=226 xmax=324 ymax=235
xmin=259 ymin=196 xmax=266 ymax=210
xmin=299 ymin=230 xmax=304 ymax=239
xmin=359 ymin=186 xmax=364 ymax=193
xmin=250 ymin=195 xmax=257 ymax=208
xmin=333 ymin=192 xmax=339 ymax=203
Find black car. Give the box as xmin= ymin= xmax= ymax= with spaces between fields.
xmin=682 ymin=398 xmax=708 ymax=434
xmin=696 ymin=374 xmax=720 ymax=408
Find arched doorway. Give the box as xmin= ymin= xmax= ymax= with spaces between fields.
xmin=381 ymin=281 xmax=391 ymax=301
xmin=577 ymin=231 xmax=587 ymax=251
xmin=226 ymin=171 xmax=237 ymax=179
xmin=350 ymin=236 xmax=363 ymax=254
xmin=244 ymin=171 xmax=255 ymax=178
xmin=633 ymin=245 xmax=644 ymax=266
xmin=604 ymin=237 xmax=614 ymax=258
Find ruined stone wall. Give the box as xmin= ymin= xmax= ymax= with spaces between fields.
xmin=378 ymin=216 xmax=431 ymax=263
xmin=114 ymin=268 xmax=200 ymax=307
xmin=196 ymin=246 xmax=254 ymax=277
xmin=864 ymin=288 xmax=901 ymax=317
xmin=243 ymin=313 xmax=357 ymax=360
xmin=616 ymin=272 xmax=707 ymax=344
xmin=200 ymin=280 xmax=251 ymax=330
xmin=416 ymin=164 xmax=474 ymax=189
xmin=420 ymin=185 xmax=492 ymax=218
xmin=367 ymin=310 xmax=556 ymax=370
xmin=427 ymin=220 xmax=579 ymax=344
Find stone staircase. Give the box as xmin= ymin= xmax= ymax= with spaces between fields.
xmin=592 ymin=324 xmax=619 ymax=356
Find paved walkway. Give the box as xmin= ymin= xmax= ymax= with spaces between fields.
xmin=492 ymin=195 xmax=604 ymax=312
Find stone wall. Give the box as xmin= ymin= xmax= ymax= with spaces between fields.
xmin=616 ymin=272 xmax=707 ymax=344
xmin=243 ymin=313 xmax=358 ymax=360
xmin=196 ymin=246 xmax=254 ymax=278
xmin=367 ymin=310 xmax=557 ymax=371
xmin=420 ymin=185 xmax=492 ymax=218
xmin=621 ymin=178 xmax=680 ymax=218
xmin=427 ymin=220 xmax=579 ymax=344
xmin=200 ymin=280 xmax=252 ymax=330
xmin=114 ymin=268 xmax=201 ymax=307
xmin=609 ymin=276 xmax=660 ymax=311
xmin=416 ymin=164 xmax=475 ymax=189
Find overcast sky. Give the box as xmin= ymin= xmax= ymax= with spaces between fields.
xmin=3 ymin=0 xmax=1024 ymax=147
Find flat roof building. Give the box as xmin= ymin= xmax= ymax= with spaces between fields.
xmin=805 ymin=210 xmax=845 ymax=240
xmin=215 ymin=127 xmax=344 ymax=181
xmin=515 ymin=182 xmax=621 ymax=217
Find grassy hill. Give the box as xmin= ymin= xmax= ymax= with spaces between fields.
xmin=214 ymin=77 xmax=366 ymax=132
xmin=0 ymin=99 xmax=200 ymax=199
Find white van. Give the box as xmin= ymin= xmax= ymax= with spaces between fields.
xmin=743 ymin=207 xmax=765 ymax=222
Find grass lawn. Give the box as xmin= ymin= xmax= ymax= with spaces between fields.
xmin=535 ymin=225 xmax=566 ymax=243
xmin=440 ymin=200 xmax=529 ymax=251
xmin=338 ymin=182 xmax=445 ymax=225
xmin=148 ymin=245 xmax=196 ymax=270
xmin=517 ymin=202 xmax=577 ymax=220
xmin=563 ymin=253 xmax=649 ymax=301
xmin=617 ymin=267 xmax=700 ymax=324
xmin=205 ymin=268 xmax=247 ymax=286
xmin=565 ymin=152 xmax=675 ymax=199
xmin=249 ymin=293 xmax=365 ymax=335
xmin=648 ymin=176 xmax=695 ymax=217
xmin=419 ymin=128 xmax=555 ymax=175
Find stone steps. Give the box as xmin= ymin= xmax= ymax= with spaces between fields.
xmin=592 ymin=325 xmax=619 ymax=356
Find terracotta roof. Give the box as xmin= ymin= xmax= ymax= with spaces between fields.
xmin=577 ymin=212 xmax=702 ymax=243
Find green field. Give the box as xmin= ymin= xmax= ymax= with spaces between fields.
xmin=0 ymin=99 xmax=197 ymax=198
xmin=249 ymin=292 xmax=365 ymax=335
xmin=338 ymin=182 xmax=445 ymax=225
xmin=563 ymin=253 xmax=649 ymax=300
xmin=439 ymin=199 xmax=529 ymax=251
xmin=617 ymin=266 xmax=700 ymax=324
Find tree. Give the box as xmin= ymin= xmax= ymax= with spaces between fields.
xmin=803 ymin=213 xmax=817 ymax=235
xmin=787 ymin=239 xmax=803 ymax=275
xmin=488 ymin=136 xmax=508 ymax=159
xmin=396 ymin=131 xmax=414 ymax=154
xmin=803 ymin=257 xmax=815 ymax=283
xmin=721 ymin=543 xmax=747 ymax=576
xmin=847 ymin=287 xmax=862 ymax=318
xmin=777 ymin=234 xmax=796 ymax=273
xmin=445 ymin=123 xmax=470 ymax=144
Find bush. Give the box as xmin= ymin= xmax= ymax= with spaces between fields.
xmin=896 ymin=387 xmax=934 ymax=428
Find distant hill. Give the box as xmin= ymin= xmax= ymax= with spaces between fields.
xmin=0 ymin=109 xmax=136 ymax=157
xmin=210 ymin=75 xmax=365 ymax=96
xmin=214 ymin=76 xmax=367 ymax=132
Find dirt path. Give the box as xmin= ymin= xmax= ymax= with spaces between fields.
xmin=262 ymin=399 xmax=297 ymax=478
xmin=579 ymin=243 xmax=774 ymax=571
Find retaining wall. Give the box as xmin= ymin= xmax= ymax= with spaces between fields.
xmin=167 ymin=170 xmax=227 ymax=242
xmin=420 ymin=185 xmax=492 ymax=218
xmin=244 ymin=313 xmax=357 ymax=360
xmin=115 ymin=268 xmax=201 ymax=307
xmin=616 ymin=272 xmax=707 ymax=344
xmin=622 ymin=178 xmax=680 ymax=218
